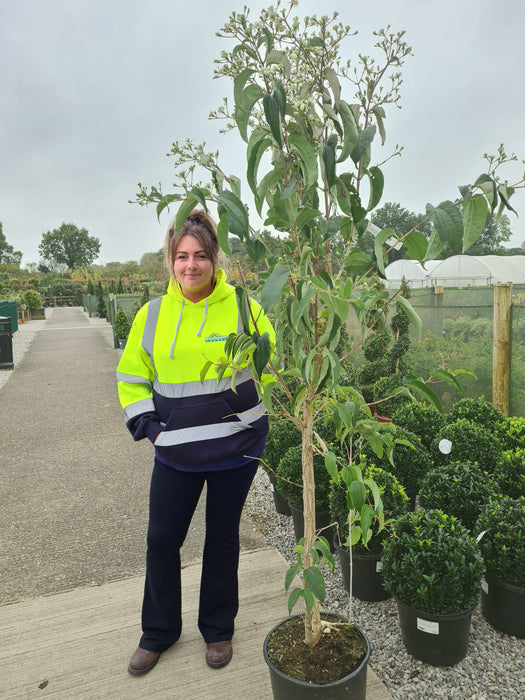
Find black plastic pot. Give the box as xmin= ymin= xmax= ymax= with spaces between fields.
xmin=267 ymin=472 xmax=291 ymax=516
xmin=481 ymin=576 xmax=525 ymax=638
xmin=289 ymin=503 xmax=334 ymax=551
xmin=263 ymin=615 xmax=370 ymax=699
xmin=396 ymin=599 xmax=476 ymax=666
xmin=333 ymin=536 xmax=390 ymax=601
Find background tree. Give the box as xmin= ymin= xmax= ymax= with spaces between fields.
xmin=38 ymin=223 xmax=100 ymax=270
xmin=0 ymin=223 xmax=23 ymax=265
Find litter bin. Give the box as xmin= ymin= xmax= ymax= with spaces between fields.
xmin=0 ymin=316 xmax=14 ymax=370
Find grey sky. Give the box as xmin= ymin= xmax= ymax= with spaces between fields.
xmin=1 ymin=0 xmax=524 ymax=266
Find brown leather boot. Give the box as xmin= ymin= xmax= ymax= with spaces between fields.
xmin=206 ymin=640 xmax=233 ymax=669
xmin=128 ymin=646 xmax=161 ymax=675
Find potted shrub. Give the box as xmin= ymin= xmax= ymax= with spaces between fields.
xmin=261 ymin=417 xmax=301 ymax=516
xmin=363 ymin=425 xmax=432 ymax=506
xmin=430 ymin=418 xmax=503 ymax=473
xmin=493 ymin=449 xmax=525 ymax=499
xmin=391 ymin=401 xmax=445 ymax=450
xmin=134 ymin=2 xmax=518 ymax=694
xmin=382 ymin=508 xmax=484 ymax=666
xmin=113 ymin=307 xmax=131 ymax=348
xmin=331 ymin=463 xmax=409 ymax=600
xmin=419 ymin=460 xmax=496 ymax=531
xmin=476 ymin=495 xmax=525 ymax=638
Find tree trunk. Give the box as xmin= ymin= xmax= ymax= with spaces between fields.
xmin=301 ymin=393 xmax=322 ymax=647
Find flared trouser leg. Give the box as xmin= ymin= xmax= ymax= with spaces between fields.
xmin=139 ymin=459 xmax=258 ymax=652
xmin=197 ymin=461 xmax=258 ymax=642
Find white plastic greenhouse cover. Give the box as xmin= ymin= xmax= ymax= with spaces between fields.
xmin=429 ymin=255 xmax=525 ymax=286
xmin=384 ymin=259 xmax=441 ymax=288
xmin=385 ymin=255 xmax=525 ymax=287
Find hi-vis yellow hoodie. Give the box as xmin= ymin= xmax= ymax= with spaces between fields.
xmin=116 ymin=269 xmax=275 ymax=471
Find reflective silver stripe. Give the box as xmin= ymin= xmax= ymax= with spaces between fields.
xmin=116 ymin=371 xmax=153 ymax=387
xmin=124 ymin=398 xmax=156 ymax=420
xmin=142 ymin=297 xmax=163 ymax=371
xmin=153 ymin=372 xmax=252 ymax=398
xmin=154 ymin=401 xmax=266 ymax=446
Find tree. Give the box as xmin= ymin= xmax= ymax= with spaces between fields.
xmin=135 ymin=2 xmax=522 ymax=652
xmin=38 ymin=223 xmax=100 ymax=270
xmin=0 ymin=223 xmax=23 ymax=265
xmin=369 ymin=202 xmax=432 ymax=261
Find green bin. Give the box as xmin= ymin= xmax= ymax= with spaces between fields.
xmin=0 ymin=316 xmax=14 ymax=370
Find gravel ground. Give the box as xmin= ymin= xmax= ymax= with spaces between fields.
xmin=244 ymin=468 xmax=525 ymax=700
xmin=5 ymin=317 xmax=524 ymax=698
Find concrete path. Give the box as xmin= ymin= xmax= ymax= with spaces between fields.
xmin=0 ymin=307 xmax=391 ymax=699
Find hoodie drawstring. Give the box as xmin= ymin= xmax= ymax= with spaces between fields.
xmin=169 ymin=298 xmax=209 ymax=358
xmin=169 ymin=299 xmax=185 ymax=359
xmin=196 ymin=299 xmax=209 ymax=337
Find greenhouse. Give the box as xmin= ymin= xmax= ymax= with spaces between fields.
xmin=385 ymin=255 xmax=525 ymax=288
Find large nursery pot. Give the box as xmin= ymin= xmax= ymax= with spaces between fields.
xmin=481 ymin=576 xmax=525 ymax=638
xmin=268 ymin=471 xmax=292 ymax=516
xmin=333 ymin=535 xmax=389 ymax=602
xmin=476 ymin=496 xmax=525 ymax=638
xmin=396 ymin=600 xmax=477 ymax=667
xmin=382 ymin=509 xmax=483 ymax=666
xmin=263 ymin=614 xmax=370 ymax=700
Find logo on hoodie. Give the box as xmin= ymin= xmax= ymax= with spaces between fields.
xmin=205 ymin=333 xmax=228 ymax=343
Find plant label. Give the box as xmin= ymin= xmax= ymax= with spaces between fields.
xmin=417 ymin=617 xmax=440 ymax=635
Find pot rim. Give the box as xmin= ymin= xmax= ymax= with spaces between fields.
xmin=263 ymin=613 xmax=370 ymax=688
xmin=396 ymin=597 xmax=478 ymax=621
xmin=482 ymin=574 xmax=525 ymax=594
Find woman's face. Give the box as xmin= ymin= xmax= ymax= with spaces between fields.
xmin=173 ymin=234 xmax=214 ymax=302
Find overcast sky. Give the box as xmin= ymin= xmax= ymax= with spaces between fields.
xmin=1 ymin=0 xmax=524 ymax=266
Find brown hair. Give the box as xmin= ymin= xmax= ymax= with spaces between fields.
xmin=165 ymin=209 xmax=219 ymax=276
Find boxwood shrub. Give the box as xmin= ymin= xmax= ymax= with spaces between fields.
xmin=382 ymin=508 xmax=483 ymax=614
xmin=430 ymin=418 xmax=502 ymax=472
xmin=476 ymin=495 xmax=525 ymax=588
xmin=419 ymin=461 xmax=495 ymax=531
xmin=391 ymin=401 xmax=445 ymax=450
xmin=493 ymin=449 xmax=525 ymax=499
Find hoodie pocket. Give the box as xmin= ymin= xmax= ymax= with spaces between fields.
xmin=164 ymin=397 xmax=240 ymax=431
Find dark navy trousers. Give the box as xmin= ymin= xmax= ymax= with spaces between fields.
xmin=139 ymin=458 xmax=258 ymax=653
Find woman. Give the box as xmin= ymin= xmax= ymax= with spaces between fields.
xmin=117 ymin=210 xmax=275 ymax=675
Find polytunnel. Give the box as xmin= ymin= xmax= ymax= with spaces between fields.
xmin=429 ymin=255 xmax=525 ymax=287
xmin=384 ymin=259 xmax=441 ymax=288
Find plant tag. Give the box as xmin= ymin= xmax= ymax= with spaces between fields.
xmin=417 ymin=617 xmax=440 ymax=635
xmin=481 ymin=577 xmax=488 ymax=594
xmin=376 ymin=560 xmax=383 ymax=572
xmin=476 ymin=529 xmax=488 ymax=544
xmin=438 ymin=438 xmax=452 ymax=454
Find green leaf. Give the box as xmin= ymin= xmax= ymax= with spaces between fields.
xmin=405 ymin=375 xmax=443 ymax=412
xmin=337 ymin=100 xmax=359 ymax=163
xmin=233 ymin=68 xmax=255 ymax=105
xmin=326 ymin=66 xmax=341 ymax=109
xmin=255 ymin=168 xmax=279 ymax=215
xmin=295 ymin=207 xmax=321 ymax=231
xmin=216 ymin=212 xmax=231 ymax=255
xmin=285 ymin=564 xmax=301 ymax=592
xmin=396 ymin=294 xmax=422 ymax=340
xmin=324 ymin=451 xmax=339 ymax=483
xmin=265 ymin=49 xmax=292 ymax=77
xmin=322 ymin=134 xmax=337 ymax=189
xmin=367 ymin=166 xmax=384 ymax=212
xmin=288 ymin=134 xmax=318 ymax=192
xmin=253 ymin=332 xmax=271 ymax=380
xmin=426 ymin=200 xmax=463 ymax=252
xmin=349 ymin=480 xmax=366 ymax=512
xmin=175 ymin=196 xmax=199 ymax=232
xmin=247 ymin=130 xmax=272 ymax=196
xmin=372 ymin=105 xmax=386 ymax=145
xmin=200 ymin=359 xmax=213 ymax=383
xmin=373 ymin=227 xmax=395 ymax=277
xmin=263 ymin=93 xmax=282 ymax=147
xmin=360 ymin=504 xmax=373 ymax=544
xmin=260 ymin=264 xmax=289 ymax=312
xmin=462 ymin=194 xmax=488 ymax=252
xmin=217 ymin=190 xmax=249 ymax=240
xmin=351 ymin=125 xmax=376 ymax=165
xmin=235 ymin=84 xmax=265 ymax=142
xmin=428 ymin=368 xmax=466 ymax=395
xmin=303 ymin=566 xmax=326 ymax=602
xmin=287 ymin=587 xmax=302 ymax=615
xmin=402 ymin=230 xmax=428 ymax=262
